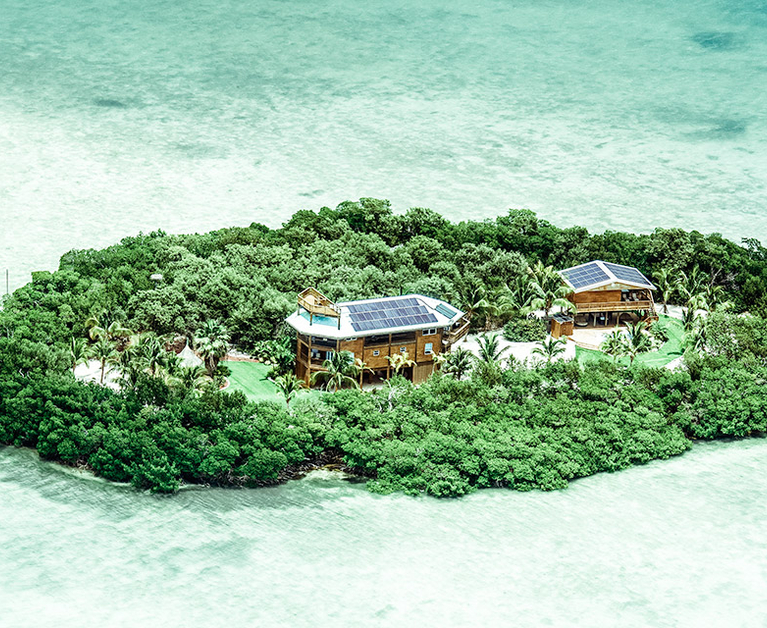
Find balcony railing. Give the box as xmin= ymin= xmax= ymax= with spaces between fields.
xmin=447 ymin=318 xmax=471 ymax=343
xmin=574 ymin=300 xmax=654 ymax=313
xmin=297 ymin=287 xmax=341 ymax=318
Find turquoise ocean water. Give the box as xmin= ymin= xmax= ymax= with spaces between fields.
xmin=2 ymin=440 xmax=767 ymax=627
xmin=1 ymin=0 xmax=766 ymax=289
xmin=2 ymin=1 xmax=767 ymax=624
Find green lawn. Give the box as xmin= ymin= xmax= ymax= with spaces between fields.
xmin=576 ymin=316 xmax=686 ymax=368
xmin=224 ymin=361 xmax=284 ymax=403
xmin=224 ymin=361 xmax=321 ymax=404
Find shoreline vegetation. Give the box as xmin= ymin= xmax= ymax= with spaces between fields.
xmin=1 ymin=199 xmax=766 ymax=496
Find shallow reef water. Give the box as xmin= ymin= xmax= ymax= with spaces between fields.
xmin=1 ymin=440 xmax=767 ymax=627
xmin=1 ymin=0 xmax=766 ymax=290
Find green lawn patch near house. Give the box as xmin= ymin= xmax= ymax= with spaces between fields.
xmin=576 ymin=316 xmax=686 ymax=368
xmin=224 ymin=361 xmax=322 ymax=404
xmin=223 ymin=361 xmax=283 ymax=403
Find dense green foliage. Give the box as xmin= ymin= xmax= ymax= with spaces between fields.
xmin=2 ymin=200 xmax=767 ymax=495
xmin=0 ymin=371 xmax=318 ymax=493
xmin=5 ymin=199 xmax=767 ymax=350
xmin=503 ymin=317 xmax=548 ymax=342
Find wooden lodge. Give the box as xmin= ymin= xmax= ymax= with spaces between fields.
xmin=553 ymin=260 xmax=658 ymax=338
xmin=285 ymin=288 xmax=470 ymax=386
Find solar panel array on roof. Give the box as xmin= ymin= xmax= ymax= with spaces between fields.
xmin=435 ymin=303 xmax=457 ymax=319
xmin=347 ymin=298 xmax=438 ymax=333
xmin=561 ymin=262 xmax=610 ymax=290
xmin=603 ymin=263 xmax=653 ymax=287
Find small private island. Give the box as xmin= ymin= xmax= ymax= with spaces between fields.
xmin=286 ymin=287 xmax=470 ymax=385
xmin=1 ymin=202 xmax=765 ymax=497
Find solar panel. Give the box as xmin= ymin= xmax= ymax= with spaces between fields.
xmin=346 ymin=297 xmax=439 ymax=332
xmin=560 ymin=262 xmax=610 ymax=290
xmin=435 ymin=303 xmax=457 ymax=319
xmin=603 ymin=263 xmax=653 ymax=287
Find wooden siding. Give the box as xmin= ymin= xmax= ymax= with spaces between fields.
xmin=415 ymin=329 xmax=440 ymax=362
xmin=339 ymin=338 xmax=364 ymax=356
xmin=296 ymin=323 xmax=463 ymax=387
xmin=551 ymin=319 xmax=574 ymax=338
xmin=364 ymin=345 xmax=392 ymax=369
xmin=568 ymin=289 xmax=657 ymax=317
xmin=393 ymin=342 xmax=418 ymax=361
xmin=571 ymin=290 xmax=622 ymax=304
xmin=413 ymin=363 xmax=435 ymax=385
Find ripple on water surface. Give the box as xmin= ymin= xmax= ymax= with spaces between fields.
xmin=1 ymin=440 xmax=767 ymax=627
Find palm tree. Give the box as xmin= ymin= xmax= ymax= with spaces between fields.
xmin=477 ymin=333 xmax=508 ymax=366
xmin=510 ymin=275 xmax=537 ymax=311
xmin=195 ymin=320 xmax=231 ymax=377
xmin=458 ymin=283 xmax=497 ymax=329
xmin=473 ymin=334 xmax=507 ymax=386
xmin=525 ymin=261 xmax=572 ymax=317
xmin=494 ymin=277 xmax=535 ymax=324
xmin=386 ymin=351 xmax=416 ymax=376
xmin=680 ymin=307 xmax=699 ymax=333
xmin=601 ymin=329 xmax=627 ymax=362
xmin=686 ymin=325 xmax=706 ymax=353
xmin=84 ymin=312 xmax=109 ymax=341
xmin=441 ymin=347 xmax=474 ymax=381
xmin=118 ymin=364 xmax=142 ymax=390
xmin=312 ymin=350 xmax=359 ymax=392
xmin=653 ymin=268 xmax=673 ymax=314
xmin=69 ymin=337 xmax=90 ymax=374
xmin=89 ymin=337 xmax=118 ymax=384
xmin=178 ymin=365 xmax=210 ymax=394
xmin=272 ymin=372 xmax=306 ymax=407
xmin=85 ymin=314 xmax=131 ymax=345
xmin=134 ymin=333 xmax=170 ymax=377
xmin=676 ymin=267 xmax=708 ymax=310
xmin=354 ymin=358 xmax=374 ymax=388
xmin=624 ymin=320 xmax=652 ymax=365
xmin=157 ymin=352 xmax=184 ymax=386
xmin=702 ymin=283 xmax=727 ymax=313
xmin=532 ymin=336 xmax=568 ymax=364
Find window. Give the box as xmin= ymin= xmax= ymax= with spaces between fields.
xmin=373 ymin=350 xmax=380 ymax=357
xmin=424 ymin=342 xmax=433 ymax=355
xmin=326 ymin=350 xmax=334 ymax=360
xmin=423 ymin=328 xmax=436 ymax=336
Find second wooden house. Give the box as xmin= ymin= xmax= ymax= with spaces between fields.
xmin=553 ymin=260 xmax=658 ymax=337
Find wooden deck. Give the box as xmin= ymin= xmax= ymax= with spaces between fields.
xmin=574 ymin=300 xmax=654 ymax=313
xmin=447 ymin=317 xmax=471 ymax=344
xmin=297 ymin=287 xmax=341 ymax=318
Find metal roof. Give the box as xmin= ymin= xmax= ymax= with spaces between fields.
xmin=285 ymin=294 xmax=465 ymax=339
xmin=559 ymin=260 xmax=655 ymax=293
